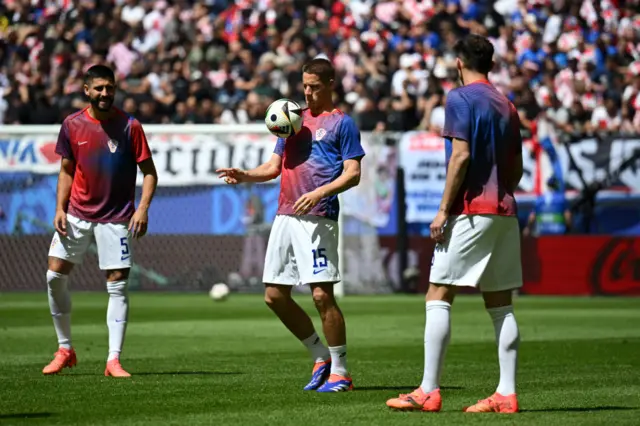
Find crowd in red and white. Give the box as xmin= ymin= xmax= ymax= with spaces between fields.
xmin=1 ymin=0 xmax=639 ymax=137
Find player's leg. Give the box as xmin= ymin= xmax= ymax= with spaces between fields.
xmin=43 ymin=214 xmax=92 ymax=375
xmin=103 ymin=267 xmax=131 ymax=377
xmin=309 ymin=282 xmax=353 ymax=392
xmin=465 ymin=217 xmax=522 ymax=414
xmin=386 ymin=283 xmax=456 ymax=411
xmin=94 ymin=221 xmax=133 ymax=377
xmin=264 ymin=284 xmax=327 ymax=352
xmin=421 ymin=283 xmax=456 ymax=404
xmin=263 ymin=215 xmax=330 ymax=390
xmin=463 ymin=289 xmax=520 ymax=413
xmin=264 ymin=286 xmax=332 ymax=390
xmin=387 ymin=215 xmax=497 ymax=411
xmin=292 ymin=216 xmax=351 ymax=392
xmin=47 ymin=257 xmax=74 ymax=350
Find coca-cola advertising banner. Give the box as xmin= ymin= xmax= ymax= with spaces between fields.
xmin=520 ymin=236 xmax=640 ymax=295
xmin=407 ymin=236 xmax=640 ymax=295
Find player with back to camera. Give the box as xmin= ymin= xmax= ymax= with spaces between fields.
xmin=386 ymin=34 xmax=524 ymax=413
xmin=216 ymin=58 xmax=365 ymax=392
xmin=43 ymin=65 xmax=158 ymax=377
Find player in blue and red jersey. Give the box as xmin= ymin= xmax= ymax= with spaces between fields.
xmin=43 ymin=65 xmax=158 ymax=378
xmin=217 ymin=58 xmax=365 ymax=392
xmin=387 ymin=35 xmax=524 ymax=413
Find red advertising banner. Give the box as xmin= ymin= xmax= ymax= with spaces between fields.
xmin=521 ymin=237 xmax=640 ymax=295
xmin=400 ymin=236 xmax=640 ymax=296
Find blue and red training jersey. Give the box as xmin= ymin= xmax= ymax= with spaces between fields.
xmin=274 ymin=109 xmax=365 ymax=221
xmin=55 ymin=107 xmax=152 ymax=223
xmin=442 ymin=80 xmax=522 ymax=216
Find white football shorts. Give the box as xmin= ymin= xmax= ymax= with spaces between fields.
xmin=263 ymin=214 xmax=340 ymax=286
xmin=48 ymin=214 xmax=133 ymax=270
xmin=429 ymin=214 xmax=523 ymax=292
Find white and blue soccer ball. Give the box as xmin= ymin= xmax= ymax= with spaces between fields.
xmin=209 ymin=283 xmax=230 ymax=301
xmin=265 ymin=98 xmax=304 ymax=138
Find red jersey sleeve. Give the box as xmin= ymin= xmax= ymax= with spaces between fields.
xmin=129 ymin=119 xmax=152 ymax=163
xmin=55 ymin=120 xmax=74 ymax=160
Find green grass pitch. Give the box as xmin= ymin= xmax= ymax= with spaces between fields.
xmin=1 ymin=293 xmax=639 ymax=425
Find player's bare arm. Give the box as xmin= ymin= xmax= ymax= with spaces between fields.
xmin=430 ymin=138 xmax=470 ymax=242
xmin=129 ymin=158 xmax=158 ymax=239
xmin=54 ymin=157 xmax=75 ymax=237
xmin=216 ymin=153 xmax=282 ymax=184
xmin=293 ymin=157 xmax=362 ymax=216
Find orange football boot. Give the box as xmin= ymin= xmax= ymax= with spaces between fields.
xmin=42 ymin=347 xmax=77 ymax=375
xmin=386 ymin=388 xmax=442 ymax=412
xmin=104 ymin=358 xmax=131 ymax=378
xmin=463 ymin=392 xmax=519 ymax=413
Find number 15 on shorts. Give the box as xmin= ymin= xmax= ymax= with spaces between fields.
xmin=312 ymin=248 xmax=327 ymax=273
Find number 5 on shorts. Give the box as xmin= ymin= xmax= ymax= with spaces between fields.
xmin=120 ymin=237 xmax=130 ymax=260
xmin=312 ymin=248 xmax=327 ymax=268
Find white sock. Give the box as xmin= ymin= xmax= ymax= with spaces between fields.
xmin=329 ymin=345 xmax=348 ymax=377
xmin=488 ymin=305 xmax=520 ymax=395
xmin=47 ymin=270 xmax=72 ymax=349
xmin=301 ymin=332 xmax=330 ymax=363
xmin=420 ymin=300 xmax=451 ymax=393
xmin=106 ymin=280 xmax=129 ymax=361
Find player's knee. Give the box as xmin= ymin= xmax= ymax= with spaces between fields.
xmin=264 ymin=286 xmax=289 ymax=310
xmin=311 ymin=286 xmax=335 ymax=312
xmin=482 ymin=290 xmax=513 ymax=309
xmin=426 ymin=283 xmax=456 ymax=304
xmin=46 ymin=270 xmax=68 ymax=291
xmin=106 ymin=268 xmax=129 ymax=282
xmin=48 ymin=257 xmax=74 ymax=275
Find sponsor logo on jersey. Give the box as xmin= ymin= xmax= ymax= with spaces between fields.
xmin=316 ymin=128 xmax=326 ymax=141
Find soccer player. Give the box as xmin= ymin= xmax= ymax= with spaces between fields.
xmin=386 ymin=35 xmax=524 ymax=413
xmin=42 ymin=65 xmax=158 ymax=377
xmin=216 ymin=58 xmax=365 ymax=392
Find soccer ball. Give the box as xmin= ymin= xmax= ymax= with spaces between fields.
xmin=209 ymin=283 xmax=230 ymax=301
xmin=265 ymin=98 xmax=304 ymax=138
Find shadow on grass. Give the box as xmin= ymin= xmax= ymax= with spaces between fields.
xmin=134 ymin=371 xmax=243 ymax=376
xmin=355 ymin=385 xmax=463 ymax=392
xmin=61 ymin=371 xmax=243 ymax=377
xmin=522 ymin=406 xmax=638 ymax=413
xmin=0 ymin=413 xmax=54 ymax=419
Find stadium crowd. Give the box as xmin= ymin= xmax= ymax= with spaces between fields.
xmin=1 ymin=0 xmax=640 ymax=137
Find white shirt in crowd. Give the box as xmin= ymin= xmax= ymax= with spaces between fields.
xmin=591 ymin=106 xmax=621 ymax=130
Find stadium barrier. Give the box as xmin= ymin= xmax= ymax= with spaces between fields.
xmin=391 ymin=235 xmax=640 ymax=295
xmin=0 ymin=125 xmax=398 ymax=295
xmin=1 ymin=126 xmax=639 ymax=295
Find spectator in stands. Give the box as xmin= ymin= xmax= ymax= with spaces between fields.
xmin=591 ymin=93 xmax=623 ymax=133
xmin=0 ymin=0 xmax=638 ymax=136
xmin=523 ymin=177 xmax=573 ymax=237
xmin=418 ymin=87 xmax=446 ymax=134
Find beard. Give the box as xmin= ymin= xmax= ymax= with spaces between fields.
xmin=90 ymin=95 xmax=114 ymax=112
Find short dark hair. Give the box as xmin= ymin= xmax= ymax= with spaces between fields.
xmin=84 ymin=65 xmax=115 ymax=85
xmin=454 ymin=35 xmax=494 ymax=74
xmin=302 ymin=58 xmax=335 ymax=84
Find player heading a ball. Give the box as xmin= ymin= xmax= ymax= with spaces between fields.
xmin=265 ymin=98 xmax=304 ymax=138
